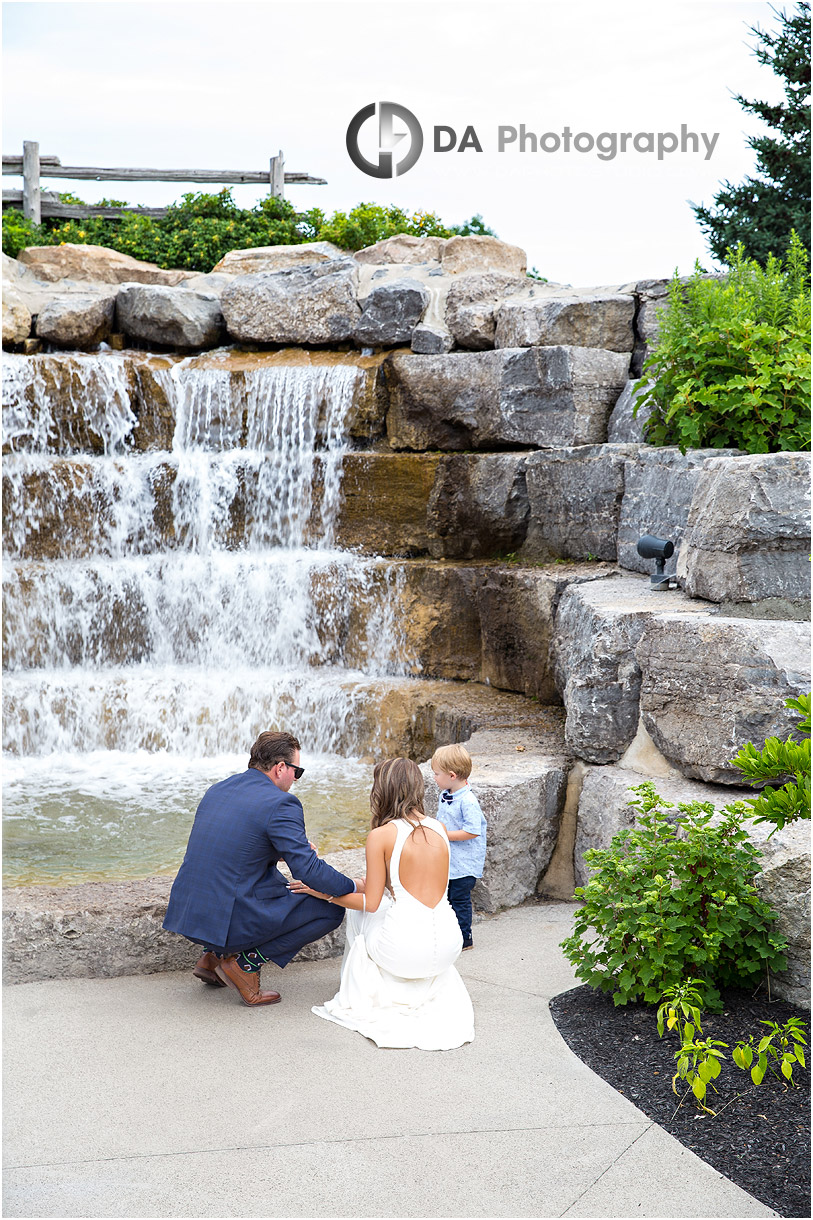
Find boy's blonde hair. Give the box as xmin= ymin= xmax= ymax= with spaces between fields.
xmin=431 ymin=743 xmax=472 ymax=780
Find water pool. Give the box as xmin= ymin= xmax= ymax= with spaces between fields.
xmin=3 ymin=751 xmax=373 ymax=887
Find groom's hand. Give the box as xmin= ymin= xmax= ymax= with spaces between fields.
xmin=353 ymin=877 xmax=367 ymax=894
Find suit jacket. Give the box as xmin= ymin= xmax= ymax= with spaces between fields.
xmin=163 ymin=768 xmax=355 ymax=950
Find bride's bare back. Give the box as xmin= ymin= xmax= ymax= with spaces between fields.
xmin=394 ymin=818 xmax=449 ymax=908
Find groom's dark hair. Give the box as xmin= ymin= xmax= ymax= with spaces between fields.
xmin=248 ymin=730 xmax=301 ymax=772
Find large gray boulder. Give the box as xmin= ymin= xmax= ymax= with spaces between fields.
xmin=551 ymin=575 xmax=717 ymax=764
xmin=426 ymin=452 xmax=530 ymax=559
xmin=617 ymin=446 xmax=742 ymax=577
xmin=35 ymin=293 xmax=116 ymax=349
xmin=117 ymin=284 xmax=225 ymax=349
xmin=441 ymin=235 xmax=527 ymax=277
xmin=573 ymin=765 xmax=809 ymax=1007
xmin=495 ymin=290 xmax=635 ymax=352
xmin=636 ymin=614 xmax=811 ymax=783
xmin=574 ymin=765 xmax=745 ymax=886
xmin=353 ymin=278 xmax=429 ymax=346
xmin=445 ymin=272 xmax=527 ymax=349
xmin=211 ymin=241 xmax=345 ymax=275
xmin=677 ymin=451 xmax=812 ymax=606
xmin=607 ymin=379 xmax=649 ymax=444
xmin=385 ymin=346 xmax=631 ymax=451
xmin=2 ymin=282 xmax=32 ymax=345
xmin=221 ymin=258 xmax=361 ymax=345
xmin=522 ymin=444 xmax=640 ymax=561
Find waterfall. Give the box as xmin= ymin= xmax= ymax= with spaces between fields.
xmin=2 ymin=352 xmax=413 ymax=883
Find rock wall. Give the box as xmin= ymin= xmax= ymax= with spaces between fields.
xmin=3 ymin=239 xmax=809 ymax=1005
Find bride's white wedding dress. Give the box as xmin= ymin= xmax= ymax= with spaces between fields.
xmin=312 ymin=817 xmax=475 ymax=1049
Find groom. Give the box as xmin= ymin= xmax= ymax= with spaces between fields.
xmin=163 ymin=730 xmax=357 ymax=1007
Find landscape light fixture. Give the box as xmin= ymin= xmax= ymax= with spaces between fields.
xmin=637 ymin=534 xmax=675 ymax=591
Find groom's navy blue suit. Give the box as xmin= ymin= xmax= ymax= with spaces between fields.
xmin=163 ymin=767 xmax=354 ymax=967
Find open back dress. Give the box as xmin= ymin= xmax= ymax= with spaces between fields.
xmin=312 ymin=816 xmax=475 ymax=1050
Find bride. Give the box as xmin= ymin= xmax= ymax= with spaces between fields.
xmin=288 ymin=757 xmax=474 ymax=1050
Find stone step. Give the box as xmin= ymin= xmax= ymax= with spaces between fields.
xmin=552 ymin=574 xmax=811 ymax=781
xmin=3 ymin=555 xmax=613 ymax=701
xmin=1 ymin=450 xmax=532 ymax=562
xmin=2 ymin=350 xmax=389 ymax=455
xmin=4 ymin=345 xmax=634 ymax=458
xmin=2 ymin=665 xmax=566 ymax=760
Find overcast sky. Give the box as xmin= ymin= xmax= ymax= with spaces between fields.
xmin=2 ymin=0 xmax=787 ymax=284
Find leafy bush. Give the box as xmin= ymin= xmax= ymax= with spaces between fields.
xmin=731 ymin=693 xmax=811 ymax=833
xmin=560 ymin=782 xmax=788 ymax=1011
xmin=635 ymin=232 xmax=811 ymax=453
xmin=2 ymin=190 xmax=498 ymax=271
xmin=314 ymin=201 xmax=452 ymax=251
xmin=2 ymin=208 xmax=43 ymax=258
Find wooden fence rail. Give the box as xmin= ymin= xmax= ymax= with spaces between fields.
xmin=2 ymin=141 xmax=327 ymax=224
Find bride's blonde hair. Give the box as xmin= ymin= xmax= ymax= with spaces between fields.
xmin=370 ymin=757 xmax=425 ymax=828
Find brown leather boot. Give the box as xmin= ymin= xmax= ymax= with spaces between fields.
xmin=193 ymin=951 xmax=226 ymax=987
xmin=215 ymin=956 xmax=281 ymax=1006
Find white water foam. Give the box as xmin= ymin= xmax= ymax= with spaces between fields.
xmin=3 ymin=354 xmax=410 ymax=881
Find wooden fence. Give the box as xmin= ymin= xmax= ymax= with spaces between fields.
xmin=2 ymin=141 xmax=327 ymax=224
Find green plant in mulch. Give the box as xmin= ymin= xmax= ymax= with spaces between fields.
xmin=655 ymin=977 xmax=808 ymax=1115
xmin=733 ymin=1017 xmax=808 ymax=1086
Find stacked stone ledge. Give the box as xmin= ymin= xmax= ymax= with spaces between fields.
xmin=3 ymin=238 xmax=642 ymax=359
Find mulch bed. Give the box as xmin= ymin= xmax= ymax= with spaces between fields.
xmin=550 ymin=983 xmax=810 ymax=1218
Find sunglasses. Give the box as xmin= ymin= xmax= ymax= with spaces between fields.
xmin=283 ymin=761 xmax=305 ymax=780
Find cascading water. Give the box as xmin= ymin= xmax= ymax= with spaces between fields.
xmin=2 ymin=351 xmax=413 ymax=885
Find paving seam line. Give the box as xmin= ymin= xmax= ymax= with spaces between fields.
xmin=557 ymin=1122 xmax=656 ymax=1217
xmin=3 ymin=1120 xmax=652 ymax=1173
xmin=458 ymin=973 xmax=569 ymax=999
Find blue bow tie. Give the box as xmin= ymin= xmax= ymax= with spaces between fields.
xmin=441 ymin=790 xmax=454 ymax=804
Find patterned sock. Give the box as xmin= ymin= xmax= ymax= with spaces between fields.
xmin=236 ymin=949 xmax=268 ymax=973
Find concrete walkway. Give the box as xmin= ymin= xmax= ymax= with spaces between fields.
xmin=3 ymin=902 xmax=776 ymax=1219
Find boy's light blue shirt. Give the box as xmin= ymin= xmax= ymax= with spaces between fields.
xmin=436 ymin=785 xmax=487 ymax=880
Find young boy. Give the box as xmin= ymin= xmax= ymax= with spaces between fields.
xmin=431 ymin=743 xmax=487 ymax=950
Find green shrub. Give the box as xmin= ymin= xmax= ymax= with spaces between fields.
xmin=635 ymin=232 xmax=811 ymax=453
xmin=2 ymin=209 xmax=45 ymax=258
xmin=560 ymin=782 xmax=788 ymax=1011
xmin=314 ymin=201 xmax=452 ymax=251
xmin=2 ymin=191 xmax=499 ymax=271
xmin=731 ymin=693 xmax=811 ymax=833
